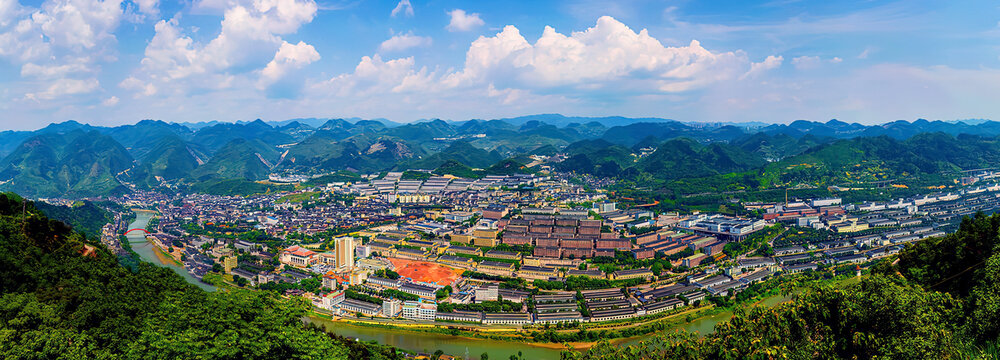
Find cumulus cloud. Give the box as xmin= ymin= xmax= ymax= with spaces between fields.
xmin=378 ymin=32 xmax=431 ymax=52
xmin=443 ymin=16 xmax=756 ymax=93
xmin=304 ymin=15 xmax=781 ymax=122
xmin=743 ymin=55 xmax=783 ymax=79
xmin=102 ymin=95 xmax=119 ymax=106
xmin=258 ymin=40 xmax=320 ymax=89
xmin=119 ymin=76 xmax=157 ymax=96
xmin=20 ymin=62 xmax=92 ymax=78
xmin=133 ymin=0 xmax=159 ymax=17
xmin=0 ymin=0 xmax=124 ymax=100
xmin=446 ymin=9 xmax=483 ymax=32
xmin=131 ymin=0 xmax=318 ymax=95
xmin=318 ymin=54 xmax=435 ymax=97
xmin=791 ymin=55 xmax=821 ymax=70
xmin=391 ymin=0 xmax=412 ymax=17
xmin=25 ymin=78 xmax=99 ymax=100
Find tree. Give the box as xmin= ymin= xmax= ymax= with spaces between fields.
xmin=481 ymin=353 xmax=489 ymax=360
xmin=651 ymin=262 xmax=663 ymax=276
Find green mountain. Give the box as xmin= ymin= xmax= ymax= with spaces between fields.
xmin=33 ymin=200 xmax=112 ymax=239
xmin=0 ymin=193 xmax=397 ymax=359
xmin=0 ymin=130 xmax=134 ymax=198
xmin=136 ymin=135 xmax=208 ymax=181
xmin=731 ymin=132 xmax=827 ymax=161
xmin=188 ymin=138 xmax=279 ymax=181
xmin=407 ymin=141 xmax=503 ymax=169
xmin=636 ymin=138 xmax=767 ymax=180
xmin=190 ymin=119 xmax=295 ymax=153
xmin=556 ymin=139 xmax=634 ymax=178
xmin=277 ymin=132 xmax=421 ymax=173
xmin=433 ymin=160 xmax=480 ymax=178
xmin=103 ymin=119 xmax=193 ymax=150
xmin=759 ymin=132 xmax=1000 ymax=187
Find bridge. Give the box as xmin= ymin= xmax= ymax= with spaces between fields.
xmin=124 ymin=228 xmax=150 ymax=235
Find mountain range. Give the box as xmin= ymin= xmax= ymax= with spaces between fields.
xmin=5 ymin=115 xmax=1000 ymax=198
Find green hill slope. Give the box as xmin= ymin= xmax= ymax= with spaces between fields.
xmin=188 ymin=138 xmax=279 ymax=181
xmin=0 ymin=193 xmax=398 ymax=359
xmin=0 ymin=130 xmax=134 ymax=198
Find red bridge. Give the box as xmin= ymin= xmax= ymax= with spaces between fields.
xmin=125 ymin=228 xmax=150 ymax=235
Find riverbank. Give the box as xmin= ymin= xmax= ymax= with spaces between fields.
xmin=126 ymin=210 xmax=215 ymax=292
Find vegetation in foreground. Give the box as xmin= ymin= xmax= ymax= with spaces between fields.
xmin=0 ymin=193 xmax=400 ymax=360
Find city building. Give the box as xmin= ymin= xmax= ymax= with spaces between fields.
xmin=382 ymin=298 xmax=402 ymax=318
xmin=402 ymin=300 xmax=437 ymax=321
xmin=335 ymin=236 xmax=355 ymax=270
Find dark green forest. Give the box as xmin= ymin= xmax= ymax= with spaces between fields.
xmin=0 ymin=193 xmax=400 ymax=359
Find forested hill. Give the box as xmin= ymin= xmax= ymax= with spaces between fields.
xmin=7 ymin=117 xmax=1000 ymax=198
xmin=563 ymin=212 xmax=1000 ymax=359
xmin=0 ymin=193 xmax=400 ymax=359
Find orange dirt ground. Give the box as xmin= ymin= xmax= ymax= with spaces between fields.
xmin=387 ymin=258 xmax=464 ymax=286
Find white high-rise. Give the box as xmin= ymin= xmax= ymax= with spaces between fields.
xmin=335 ymin=236 xmax=355 ymax=270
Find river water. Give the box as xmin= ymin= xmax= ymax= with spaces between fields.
xmin=308 ymin=292 xmax=793 ymax=359
xmin=126 ymin=211 xmax=215 ymax=292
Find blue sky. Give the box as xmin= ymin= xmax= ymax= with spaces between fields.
xmin=1 ymin=0 xmax=999 ymax=130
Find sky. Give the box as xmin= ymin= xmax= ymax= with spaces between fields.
xmin=1 ymin=0 xmax=999 ymax=130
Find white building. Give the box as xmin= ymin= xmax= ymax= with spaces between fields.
xmin=402 ymin=300 xmax=437 ymax=321
xmin=382 ymin=298 xmax=402 ymax=318
xmin=335 ymin=236 xmax=355 ymax=270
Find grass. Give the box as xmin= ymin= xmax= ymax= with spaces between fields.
xmin=276 ymin=191 xmax=322 ymax=204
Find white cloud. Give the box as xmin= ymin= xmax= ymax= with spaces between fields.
xmin=133 ymin=0 xmax=159 ymax=17
xmin=302 ymin=15 xmax=779 ymax=122
xmin=743 ymin=55 xmax=783 ymax=79
xmin=446 ymin=9 xmax=483 ymax=32
xmin=443 ymin=16 xmax=757 ymax=93
xmin=378 ymin=32 xmax=431 ymax=52
xmin=318 ymin=54 xmax=435 ymax=96
xmin=20 ymin=61 xmax=91 ymax=78
xmin=131 ymin=0 xmax=318 ymax=95
xmin=390 ymin=0 xmax=412 ymax=17
xmin=119 ymin=76 xmax=157 ymax=96
xmin=0 ymin=0 xmax=124 ymax=101
xmin=830 ymin=57 xmax=843 ymax=63
xmin=258 ymin=40 xmax=320 ymax=88
xmin=102 ymin=95 xmax=119 ymax=106
xmin=791 ymin=55 xmax=821 ymax=70
xmin=25 ymin=78 xmax=99 ymax=100
xmin=857 ymin=47 xmax=874 ymax=59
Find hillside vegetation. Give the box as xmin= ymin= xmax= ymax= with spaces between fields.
xmin=0 ymin=193 xmax=399 ymax=359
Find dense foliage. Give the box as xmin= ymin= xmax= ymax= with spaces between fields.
xmin=0 ymin=193 xmax=399 ymax=359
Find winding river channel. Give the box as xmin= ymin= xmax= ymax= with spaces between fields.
xmin=126 ymin=210 xmax=215 ymax=292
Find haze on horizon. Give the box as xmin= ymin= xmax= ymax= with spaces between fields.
xmin=1 ymin=0 xmax=999 ymax=130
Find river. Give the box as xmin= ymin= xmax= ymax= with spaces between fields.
xmin=127 ymin=210 xmax=215 ymax=292
xmin=308 ymin=292 xmax=794 ymax=359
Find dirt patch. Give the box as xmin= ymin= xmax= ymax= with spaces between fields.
xmin=388 ymin=258 xmax=464 ymax=286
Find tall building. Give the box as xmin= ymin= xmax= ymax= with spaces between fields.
xmin=222 ymin=256 xmax=237 ymax=274
xmin=335 ymin=236 xmax=355 ymax=270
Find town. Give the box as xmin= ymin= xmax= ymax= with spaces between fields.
xmin=78 ymin=169 xmax=1000 ymax=336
